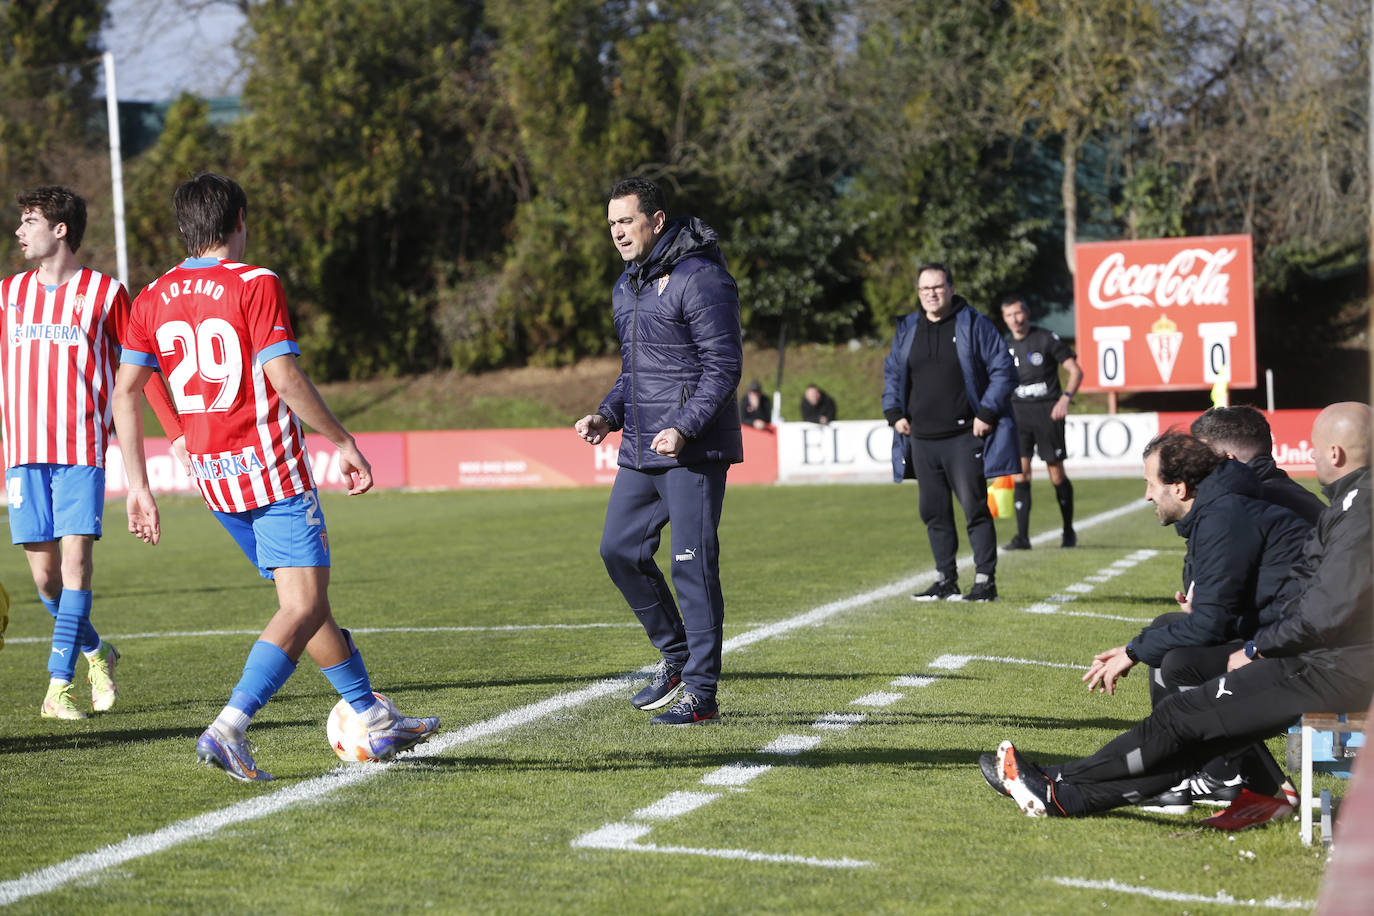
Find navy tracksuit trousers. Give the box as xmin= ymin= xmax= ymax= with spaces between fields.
xmin=600 ymin=462 xmax=728 ymax=700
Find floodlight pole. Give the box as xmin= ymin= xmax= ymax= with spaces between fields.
xmin=103 ymin=52 xmax=129 ymax=290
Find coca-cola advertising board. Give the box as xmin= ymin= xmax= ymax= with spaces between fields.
xmin=1074 ymin=234 xmax=1255 ymax=392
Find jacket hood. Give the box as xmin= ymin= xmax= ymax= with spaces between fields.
xmin=632 ymin=217 xmax=726 ymax=283
xmin=1175 ymin=458 xmax=1260 ymax=538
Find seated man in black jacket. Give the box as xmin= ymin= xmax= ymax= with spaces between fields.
xmin=1081 ymin=432 xmax=1310 ymax=698
xmin=987 ymin=402 xmax=1374 ymax=829
xmin=1191 ymin=405 xmax=1325 ymax=526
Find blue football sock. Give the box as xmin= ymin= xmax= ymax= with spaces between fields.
xmin=321 ymin=648 xmax=377 ymax=714
xmin=225 ymin=640 xmax=298 ymax=720
xmin=40 ymin=592 xmax=100 ymax=653
xmin=48 ymin=590 xmax=91 ymax=680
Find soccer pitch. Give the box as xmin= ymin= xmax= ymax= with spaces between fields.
xmin=0 ymin=480 xmax=1334 ymax=913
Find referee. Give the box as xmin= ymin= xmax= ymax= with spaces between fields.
xmin=1000 ymin=294 xmax=1083 ymax=550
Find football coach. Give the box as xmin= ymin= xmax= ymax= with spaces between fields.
xmin=574 ymin=176 xmax=742 ymax=727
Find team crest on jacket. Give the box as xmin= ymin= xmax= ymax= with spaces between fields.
xmin=657 ymin=274 xmax=671 ymax=295
xmin=72 ymin=294 xmax=86 ymax=315
xmin=1029 ymin=352 xmax=1044 ymax=366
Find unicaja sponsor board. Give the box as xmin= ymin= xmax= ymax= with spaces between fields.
xmin=1074 ymin=235 xmax=1255 ymax=392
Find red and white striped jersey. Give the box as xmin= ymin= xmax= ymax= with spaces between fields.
xmin=0 ymin=268 xmax=130 ymax=469
xmin=124 ymin=258 xmax=314 ymax=512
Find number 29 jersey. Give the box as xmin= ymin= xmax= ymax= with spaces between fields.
xmin=123 ymin=257 xmax=314 ymax=512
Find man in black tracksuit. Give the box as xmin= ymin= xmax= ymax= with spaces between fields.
xmin=991 ymin=402 xmax=1374 ymax=823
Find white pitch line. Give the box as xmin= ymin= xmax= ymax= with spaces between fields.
xmin=570 ymin=824 xmax=871 ymax=869
xmin=762 ymin=735 xmax=825 ymax=756
xmin=631 ymin=792 xmax=721 ymax=821
xmin=850 ymin=691 xmax=903 ymax=708
xmin=701 ymin=764 xmax=773 ymax=786
xmin=1045 ymin=609 xmax=1153 ymax=623
xmin=1050 ymin=877 xmax=1312 ymax=910
xmin=0 ymin=497 xmax=1145 ymax=905
xmin=813 ymin=713 xmax=867 ymax=730
xmin=929 ymin=654 xmax=1083 ymax=672
xmin=891 ymin=675 xmax=938 ymax=688
xmin=0 ymin=622 xmax=762 ymax=646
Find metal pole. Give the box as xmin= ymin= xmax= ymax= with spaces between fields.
xmin=103 ymin=52 xmax=129 ymax=290
xmin=772 ymin=324 xmax=787 ymax=423
xmin=1266 ymin=368 xmax=1274 ymax=412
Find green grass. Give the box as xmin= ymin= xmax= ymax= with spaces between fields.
xmin=0 ymin=480 xmax=1340 ymax=913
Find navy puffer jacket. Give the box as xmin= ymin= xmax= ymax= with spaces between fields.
xmin=1127 ymin=459 xmax=1310 ymax=667
xmin=597 ymin=217 xmax=743 ymax=470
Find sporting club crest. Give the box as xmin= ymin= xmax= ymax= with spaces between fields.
xmin=1146 ymin=316 xmax=1183 ymax=383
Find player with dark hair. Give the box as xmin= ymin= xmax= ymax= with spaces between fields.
xmin=1000 ymin=294 xmax=1082 ymax=549
xmin=575 ymin=175 xmax=742 ymax=726
xmin=1191 ymin=405 xmax=1324 ymax=525
xmin=113 ymin=172 xmax=437 ymax=781
xmin=2 ymin=186 xmax=182 ymax=719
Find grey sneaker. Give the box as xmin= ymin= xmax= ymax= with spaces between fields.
xmin=632 ymin=658 xmax=684 ymax=710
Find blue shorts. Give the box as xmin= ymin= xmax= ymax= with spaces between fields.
xmin=212 ymin=491 xmax=331 ymax=580
xmin=6 ymin=464 xmax=105 ymax=544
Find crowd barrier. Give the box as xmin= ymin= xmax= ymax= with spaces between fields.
xmin=101 ymin=410 xmax=1319 ymax=496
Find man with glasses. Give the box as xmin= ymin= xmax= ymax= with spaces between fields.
xmin=882 ymin=262 xmax=1018 ymax=602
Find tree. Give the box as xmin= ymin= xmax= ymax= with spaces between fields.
xmin=233 ymin=0 xmax=515 ymax=378
xmin=999 ymin=0 xmax=1167 ymax=274
xmin=0 ymin=0 xmax=108 ymax=267
xmin=122 ymin=93 xmax=229 ymax=288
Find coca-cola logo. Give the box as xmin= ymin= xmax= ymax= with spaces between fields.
xmin=1087 ymin=247 xmax=1237 ymax=309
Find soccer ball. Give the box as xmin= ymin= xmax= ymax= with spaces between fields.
xmin=326 ymin=693 xmax=386 ymax=762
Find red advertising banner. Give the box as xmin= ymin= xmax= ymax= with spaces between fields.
xmin=1074 ymin=234 xmax=1255 ymax=393
xmin=1158 ymin=409 xmax=1321 ymax=476
xmin=405 ymin=427 xmax=780 ymax=490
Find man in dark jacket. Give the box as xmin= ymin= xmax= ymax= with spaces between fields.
xmin=575 ymin=177 xmax=742 ymax=726
xmin=882 ymin=263 xmax=1018 ymax=602
xmin=1081 ymin=432 xmax=1310 ymax=696
xmin=1076 ymin=432 xmax=1311 ymax=809
xmin=799 ymin=385 xmax=836 ymax=424
xmin=1191 ymin=405 xmax=1325 ymax=526
xmin=990 ymin=403 xmax=1374 ymax=827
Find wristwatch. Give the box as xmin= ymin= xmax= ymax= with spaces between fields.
xmin=1243 ymin=640 xmax=1260 ymax=659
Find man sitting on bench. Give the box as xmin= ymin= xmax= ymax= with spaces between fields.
xmin=984 ymin=402 xmax=1374 ymax=830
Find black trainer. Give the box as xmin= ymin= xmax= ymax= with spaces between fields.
xmin=632 ymin=658 xmax=684 ymax=710
xmin=963 ymin=580 xmax=998 ymax=602
xmin=911 ymin=579 xmax=960 ymax=601
xmin=979 ymin=753 xmax=1011 ymax=797
xmin=1061 ymin=528 xmax=1077 ymax=548
xmin=1138 ymin=779 xmax=1194 ymax=815
xmin=1003 ymin=535 xmax=1032 ymax=551
xmin=1141 ymin=771 xmax=1244 ymax=813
